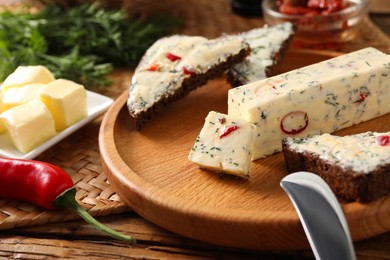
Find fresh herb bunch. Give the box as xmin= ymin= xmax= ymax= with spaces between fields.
xmin=0 ymin=3 xmax=180 ymax=88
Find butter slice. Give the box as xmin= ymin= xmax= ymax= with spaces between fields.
xmin=2 ymin=83 xmax=46 ymax=111
xmin=0 ymin=100 xmax=56 ymax=153
xmin=40 ymin=79 xmax=87 ymax=131
xmin=128 ymin=35 xmax=249 ymax=118
xmin=284 ymin=131 xmax=390 ymax=174
xmin=1 ymin=65 xmax=55 ymax=92
xmin=188 ymin=111 xmax=256 ymax=178
xmin=228 ymin=47 xmax=390 ymax=160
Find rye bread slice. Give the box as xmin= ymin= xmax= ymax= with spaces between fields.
xmin=127 ymin=35 xmax=250 ymax=129
xmin=227 ymin=22 xmax=295 ymax=87
xmin=282 ymin=132 xmax=390 ymax=202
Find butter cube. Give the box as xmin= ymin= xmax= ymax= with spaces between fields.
xmin=40 ymin=79 xmax=87 ymax=131
xmin=2 ymin=65 xmax=55 ymax=92
xmin=2 ymin=83 xmax=46 ymax=111
xmin=0 ymin=100 xmax=56 ymax=153
xmin=0 ymin=121 xmax=6 ymax=134
xmin=188 ymin=111 xmax=256 ymax=178
xmin=0 ymin=119 xmax=6 ymax=134
xmin=0 ymin=89 xmax=3 ymax=109
xmin=0 ymin=90 xmax=5 ymax=134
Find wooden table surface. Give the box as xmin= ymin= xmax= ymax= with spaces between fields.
xmin=1 ymin=0 xmax=390 ymax=259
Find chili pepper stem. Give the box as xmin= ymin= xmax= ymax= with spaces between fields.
xmin=54 ymin=188 xmax=136 ymax=244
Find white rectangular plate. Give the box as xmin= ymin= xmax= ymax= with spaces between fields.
xmin=0 ymin=91 xmax=113 ymax=159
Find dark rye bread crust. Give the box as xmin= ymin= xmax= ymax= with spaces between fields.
xmin=282 ymin=139 xmax=390 ymax=203
xmin=129 ymin=46 xmax=250 ymax=129
xmin=226 ymin=29 xmax=295 ymax=88
xmin=263 ymin=31 xmax=295 ymax=78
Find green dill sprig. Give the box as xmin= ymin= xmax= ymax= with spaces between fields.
xmin=0 ymin=3 xmax=181 ymax=88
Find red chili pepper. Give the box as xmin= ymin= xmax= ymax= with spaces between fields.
xmin=280 ymin=111 xmax=309 ymax=135
xmin=375 ymin=135 xmax=390 ymax=146
xmin=307 ymin=0 xmax=344 ymax=13
xmin=278 ymin=0 xmax=344 ymax=15
xmin=182 ymin=66 xmax=195 ymax=75
xmin=279 ymin=4 xmax=313 ymax=15
xmin=147 ymin=63 xmax=159 ymax=71
xmin=219 ymin=125 xmax=240 ymax=139
xmin=278 ymin=0 xmax=308 ymax=6
xmin=165 ymin=52 xmax=181 ymax=62
xmin=0 ymin=157 xmax=135 ymax=243
xmin=354 ymin=93 xmax=368 ymax=104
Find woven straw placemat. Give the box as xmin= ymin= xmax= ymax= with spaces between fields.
xmin=0 ymin=0 xmax=389 ymax=230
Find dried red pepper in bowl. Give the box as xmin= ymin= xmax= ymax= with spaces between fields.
xmin=0 ymin=157 xmax=135 ymax=243
xmin=262 ymin=0 xmax=369 ymax=49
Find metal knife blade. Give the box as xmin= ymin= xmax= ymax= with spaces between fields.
xmin=280 ymin=171 xmax=356 ymax=260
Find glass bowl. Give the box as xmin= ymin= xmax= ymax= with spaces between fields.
xmin=262 ymin=0 xmax=370 ymax=49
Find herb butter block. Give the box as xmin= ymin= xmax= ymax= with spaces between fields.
xmin=127 ymin=35 xmax=250 ymax=129
xmin=228 ymin=47 xmax=390 ymax=160
xmin=282 ymin=132 xmax=390 ymax=202
xmin=40 ymin=79 xmax=87 ymax=131
xmin=0 ymin=100 xmax=56 ymax=153
xmin=1 ymin=65 xmax=55 ymax=92
xmin=188 ymin=111 xmax=256 ymax=178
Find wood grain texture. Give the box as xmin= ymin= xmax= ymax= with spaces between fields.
xmin=2 ymin=211 xmax=390 ymax=259
xmin=99 ymin=49 xmax=390 ymax=251
xmin=1 ymin=1 xmax=390 ymax=258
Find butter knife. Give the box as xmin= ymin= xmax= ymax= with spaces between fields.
xmin=281 ymin=171 xmax=356 ymax=260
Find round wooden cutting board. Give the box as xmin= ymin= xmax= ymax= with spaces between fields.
xmin=99 ymin=49 xmax=390 ymax=251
